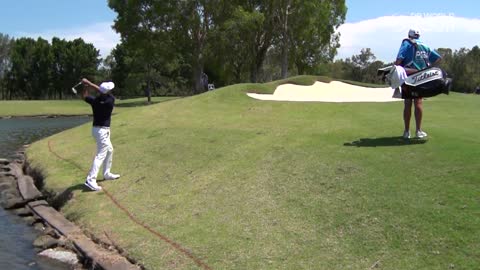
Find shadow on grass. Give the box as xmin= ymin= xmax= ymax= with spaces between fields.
xmin=48 ymin=183 xmax=95 ymax=211
xmin=116 ymin=97 xmax=181 ymax=108
xmin=115 ymin=101 xmax=160 ymax=108
xmin=344 ymin=136 xmax=427 ymax=147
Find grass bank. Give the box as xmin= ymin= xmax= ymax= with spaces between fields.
xmin=27 ymin=77 xmax=479 ymax=269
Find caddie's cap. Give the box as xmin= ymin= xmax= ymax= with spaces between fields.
xmin=408 ymin=29 xmax=420 ymax=39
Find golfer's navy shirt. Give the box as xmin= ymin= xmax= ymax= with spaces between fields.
xmin=85 ymin=94 xmax=115 ymax=127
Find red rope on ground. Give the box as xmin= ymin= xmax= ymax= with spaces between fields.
xmin=47 ymin=140 xmax=212 ymax=270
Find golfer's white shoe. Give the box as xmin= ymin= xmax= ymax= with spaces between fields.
xmin=403 ymin=130 xmax=411 ymax=139
xmin=104 ymin=173 xmax=120 ymax=180
xmin=416 ymin=130 xmax=428 ymax=139
xmin=85 ymin=180 xmax=102 ymax=191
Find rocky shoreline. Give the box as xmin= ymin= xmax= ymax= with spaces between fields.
xmin=0 ymin=147 xmax=140 ymax=270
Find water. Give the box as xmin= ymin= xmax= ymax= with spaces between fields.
xmin=0 ymin=116 xmax=90 ymax=270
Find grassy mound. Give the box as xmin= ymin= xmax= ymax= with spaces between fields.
xmin=27 ymin=77 xmax=479 ymax=269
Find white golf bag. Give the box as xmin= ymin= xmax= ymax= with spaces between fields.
xmin=378 ymin=65 xmax=452 ymax=98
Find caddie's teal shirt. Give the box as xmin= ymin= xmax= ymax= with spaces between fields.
xmin=397 ymin=39 xmax=441 ymax=70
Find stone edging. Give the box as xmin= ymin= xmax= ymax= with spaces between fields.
xmin=0 ymin=149 xmax=140 ymax=270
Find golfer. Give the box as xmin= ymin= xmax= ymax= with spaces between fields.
xmin=395 ymin=29 xmax=441 ymax=139
xmin=82 ymin=78 xmax=120 ymax=191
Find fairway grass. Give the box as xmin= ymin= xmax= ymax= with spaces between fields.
xmin=26 ymin=79 xmax=479 ymax=269
xmin=0 ymin=96 xmax=179 ymax=117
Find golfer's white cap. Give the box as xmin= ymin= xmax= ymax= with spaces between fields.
xmin=99 ymin=82 xmax=115 ymax=94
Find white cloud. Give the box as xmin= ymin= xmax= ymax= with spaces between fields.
xmin=336 ymin=15 xmax=480 ymax=62
xmin=18 ymin=22 xmax=120 ymax=59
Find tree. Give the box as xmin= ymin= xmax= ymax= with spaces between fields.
xmin=222 ymin=0 xmax=346 ymax=82
xmin=30 ymin=38 xmax=54 ymax=99
xmin=242 ymin=0 xmax=276 ymax=83
xmin=437 ymin=48 xmax=453 ymax=74
xmin=50 ymin=38 xmax=99 ymax=99
xmin=108 ymin=1 xmax=346 ymax=89
xmin=6 ymin=37 xmax=98 ymax=99
xmin=97 ymin=54 xmax=115 ymax=91
xmin=323 ymin=48 xmax=385 ymax=84
xmin=0 ymin=33 xmax=13 ymax=99
xmin=466 ymin=46 xmax=480 ymax=92
xmin=176 ymin=0 xmax=217 ymax=93
xmin=7 ymin=38 xmax=37 ymax=99
xmin=363 ymin=60 xmax=385 ymax=84
xmin=450 ymin=46 xmax=480 ymax=93
xmin=275 ymin=0 xmax=292 ymax=78
xmin=350 ymin=48 xmax=376 ymax=69
xmin=51 ymin=38 xmax=69 ymax=99
xmin=213 ymin=6 xmax=264 ymax=84
xmin=109 ymin=0 xmax=229 ymax=94
xmin=341 ymin=48 xmax=379 ymax=82
xmin=276 ymin=0 xmax=346 ymax=77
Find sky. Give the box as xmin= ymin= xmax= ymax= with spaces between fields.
xmin=338 ymin=0 xmax=480 ymax=61
xmin=0 ymin=0 xmax=479 ymax=62
xmin=0 ymin=0 xmax=119 ymax=58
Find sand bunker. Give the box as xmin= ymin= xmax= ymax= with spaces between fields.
xmin=247 ymin=81 xmax=400 ymax=102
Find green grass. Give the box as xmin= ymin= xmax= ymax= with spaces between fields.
xmin=26 ymin=78 xmax=480 ymax=270
xmin=0 ymin=96 xmax=179 ymax=117
xmin=0 ymin=100 xmax=89 ymax=117
xmin=116 ymin=96 xmax=180 ymax=107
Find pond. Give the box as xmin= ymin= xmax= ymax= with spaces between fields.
xmin=0 ymin=116 xmax=90 ymax=270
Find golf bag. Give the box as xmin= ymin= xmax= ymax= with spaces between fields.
xmin=378 ymin=66 xmax=452 ymax=99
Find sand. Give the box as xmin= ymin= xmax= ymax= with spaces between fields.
xmin=247 ymin=81 xmax=400 ymax=103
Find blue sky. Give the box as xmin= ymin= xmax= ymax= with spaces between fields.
xmin=0 ymin=0 xmax=118 ymax=57
xmin=0 ymin=1 xmax=116 ymax=34
xmin=339 ymin=0 xmax=480 ymax=61
xmin=0 ymin=0 xmax=479 ymax=61
xmin=345 ymin=0 xmax=479 ymax=23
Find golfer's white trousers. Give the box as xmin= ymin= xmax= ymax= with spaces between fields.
xmin=86 ymin=127 xmax=113 ymax=181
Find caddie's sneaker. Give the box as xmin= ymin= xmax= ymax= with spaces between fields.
xmin=416 ymin=130 xmax=428 ymax=139
xmin=392 ymin=87 xmax=402 ymax=98
xmin=85 ymin=180 xmax=102 ymax=191
xmin=104 ymin=173 xmax=120 ymax=180
xmin=403 ymin=130 xmax=411 ymax=139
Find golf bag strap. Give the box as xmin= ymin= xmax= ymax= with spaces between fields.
xmin=402 ymin=38 xmax=430 ymax=70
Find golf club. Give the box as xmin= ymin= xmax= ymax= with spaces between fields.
xmin=71 ymin=82 xmax=82 ymax=95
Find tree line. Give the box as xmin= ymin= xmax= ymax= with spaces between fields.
xmin=106 ymin=0 xmax=347 ymax=96
xmin=0 ymin=1 xmax=347 ymax=99
xmin=319 ymin=46 xmax=480 ymax=93
xmin=0 ymin=34 xmax=99 ymax=100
